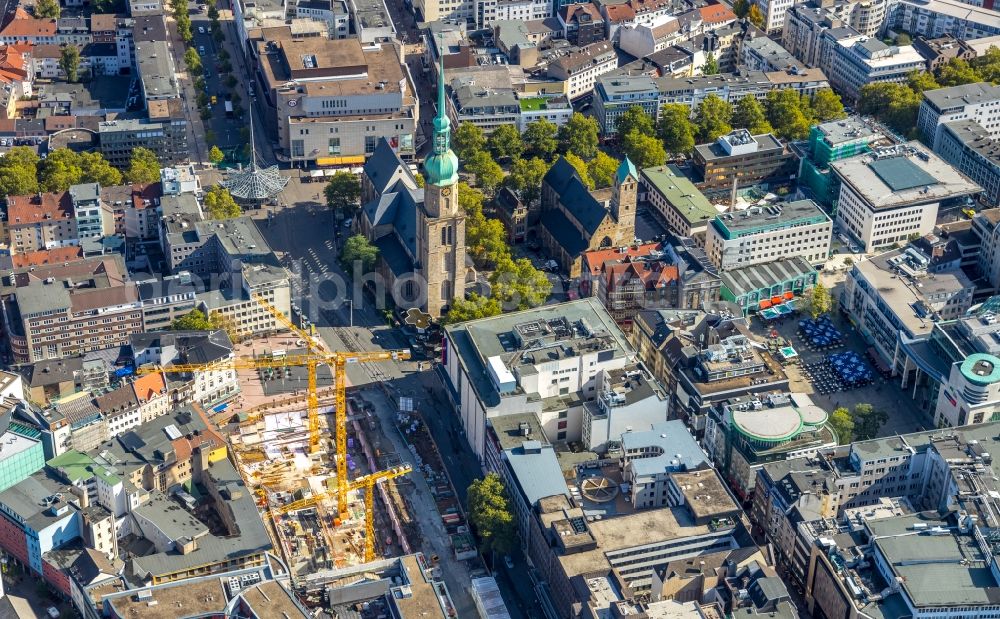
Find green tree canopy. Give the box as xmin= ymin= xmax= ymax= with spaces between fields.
xmin=79 ymin=151 xmax=122 ymax=186
xmin=732 ymin=95 xmax=773 ymax=135
xmin=563 ymin=153 xmax=594 ymax=190
xmin=172 ymin=309 xmax=215 ymax=331
xmin=35 ymin=0 xmax=60 ymax=18
xmin=204 ymin=186 xmax=241 ymax=219
xmin=622 ymin=130 xmax=666 ymax=169
xmin=809 ymin=88 xmax=847 ymax=123
xmin=732 ymin=0 xmax=749 ymax=17
xmin=588 ymin=151 xmax=620 ymax=189
xmin=858 ymin=82 xmax=922 ymax=136
xmin=973 ymin=47 xmax=1000 ymax=83
xmin=803 ymin=281 xmax=832 ymax=319
xmin=852 ymin=403 xmax=888 ymax=441
xmin=453 ymin=122 xmax=486 ymax=161
xmin=487 ymin=124 xmax=524 ymax=161
xmin=558 ymin=113 xmax=599 ymax=159
xmin=658 ymin=103 xmax=696 ymax=154
xmin=184 ymin=47 xmax=202 ymax=74
xmin=505 ymin=157 xmax=549 ymax=206
xmin=209 ymin=145 xmax=225 ymax=166
xmin=748 ymin=3 xmax=764 ymax=27
xmin=936 ymin=58 xmax=979 ymax=87
xmin=60 ymin=45 xmax=81 ymax=82
xmin=443 ymin=293 xmax=502 ymax=324
xmin=37 ymin=148 xmax=83 ymax=193
xmin=765 ymin=90 xmax=812 ymax=140
xmin=895 ymin=32 xmax=912 ymax=45
xmin=523 ymin=118 xmax=559 ymax=160
xmin=324 ymin=171 xmax=361 ymax=216
xmin=0 ymin=147 xmax=40 ymax=197
xmin=465 ymin=150 xmax=504 ymax=195
xmin=490 ymin=256 xmax=552 ymax=310
xmin=467 ymin=474 xmax=517 ymax=556
xmin=694 ymin=94 xmax=732 ymax=143
xmin=458 ymin=181 xmax=485 ymax=217
xmin=466 ymin=213 xmax=509 ymax=267
xmin=414 ymin=172 xmax=425 ymax=188
xmin=615 ymin=106 xmax=655 ymax=139
xmin=340 ymin=234 xmax=379 ymax=271
xmin=907 ymin=70 xmax=940 ymax=93
xmin=703 ymin=53 xmax=719 ymax=76
xmin=126 ymin=147 xmax=162 ymax=184
xmin=829 ymin=407 xmax=855 ymax=444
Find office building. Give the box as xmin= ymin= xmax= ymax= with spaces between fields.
xmin=885 ymin=0 xmax=1000 ymax=40
xmin=917 ymin=82 xmax=1000 ymax=150
xmin=0 ymin=417 xmax=45 ymax=493
xmin=582 ymin=365 xmax=669 ymax=452
xmin=134 ymin=40 xmax=178 ymax=103
xmin=640 ymin=164 xmax=717 ymax=242
xmin=98 ymin=114 xmax=188 ymax=167
xmin=832 ymin=142 xmax=980 ymax=252
xmin=705 ymin=199 xmax=832 ymax=271
xmin=593 ymin=74 xmax=660 ymax=137
xmin=448 ymin=74 xmax=520 ymax=134
xmin=252 ymin=34 xmax=417 ymax=166
xmin=827 ymin=37 xmax=924 ymax=103
xmin=131 ymin=330 xmax=239 ymax=409
xmin=741 ymin=36 xmax=805 ymax=72
xmin=704 ymin=392 xmax=837 ymax=498
xmin=691 ymin=129 xmax=798 ymax=201
xmin=655 ymin=68 xmax=830 ymax=113
xmin=935 ymin=119 xmax=1000 ymax=206
xmin=843 ymin=243 xmax=975 ymax=369
xmin=441 ymin=298 xmax=636 ymax=461
xmin=793 ymin=117 xmax=890 ymax=208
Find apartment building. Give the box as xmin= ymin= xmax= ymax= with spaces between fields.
xmin=655 ymin=68 xmax=830 ymax=113
xmin=832 ymin=142 xmax=980 ymax=252
xmin=6 ymin=191 xmax=78 ymax=254
xmin=3 ymin=256 xmax=142 ymax=364
xmin=886 ymin=0 xmax=1000 ymax=40
xmin=705 ymin=199 xmax=832 ymax=271
xmin=741 ymin=36 xmax=804 ymax=72
xmin=547 ymin=41 xmax=617 ymax=100
xmin=917 ymin=82 xmax=1000 ymax=151
xmin=843 ymin=244 xmax=975 ymax=369
xmin=440 ymin=299 xmax=636 ymax=462
xmin=479 ymin=0 xmax=551 ymax=28
xmin=827 ymin=37 xmax=924 ymax=103
xmin=413 ymin=0 xmax=473 ymax=23
xmin=593 ymin=74 xmax=660 ymax=137
xmin=131 ymin=330 xmax=239 ymax=409
xmin=253 ymin=34 xmax=417 ymax=166
xmin=558 ymin=3 xmax=605 ymax=46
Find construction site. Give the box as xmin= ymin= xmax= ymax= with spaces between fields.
xmin=139 ymin=294 xmax=423 ymax=599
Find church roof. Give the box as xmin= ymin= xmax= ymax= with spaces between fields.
xmin=543 ymin=156 xmax=609 ymax=237
xmin=617 ymin=157 xmax=638 ymax=185
xmin=364 ymin=139 xmax=416 ymax=196
xmin=541 ymin=208 xmax=589 ymax=257
xmin=361 ymin=184 xmax=420 ymax=258
xmin=373 ymin=234 xmax=414 ymax=276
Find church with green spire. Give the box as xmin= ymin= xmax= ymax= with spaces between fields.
xmin=356 ymin=53 xmax=466 ymax=318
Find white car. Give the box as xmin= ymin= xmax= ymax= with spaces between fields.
xmin=198 ymin=26 xmax=205 ymax=33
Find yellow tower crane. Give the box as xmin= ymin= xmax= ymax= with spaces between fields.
xmin=272 ymin=464 xmax=413 ymax=562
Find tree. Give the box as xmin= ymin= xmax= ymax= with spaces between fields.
xmin=803 ymin=281 xmax=832 ymax=319
xmin=852 ymin=403 xmax=888 ymax=441
xmin=732 ymin=95 xmax=773 ymax=135
xmin=467 ymin=214 xmax=509 ymax=267
xmin=506 ymin=157 xmax=549 ymax=206
xmin=59 ymin=45 xmax=80 ymax=82
xmin=765 ymin=90 xmax=811 ymax=140
xmin=615 ymin=106 xmax=655 ymax=139
xmin=172 ymin=309 xmax=215 ymax=331
xmin=465 ymin=150 xmax=504 ymax=195
xmin=588 ymin=151 xmax=620 ymax=189
xmin=0 ymin=147 xmax=40 ymax=196
xmin=78 ymin=152 xmax=122 ymax=186
xmin=747 ymin=3 xmax=764 ymax=28
xmin=694 ymin=94 xmax=732 ymax=142
xmin=907 ymin=70 xmax=940 ymax=93
xmin=444 ymin=293 xmax=502 ymax=324
xmin=184 ymin=47 xmax=202 ymax=74
xmin=340 ymin=234 xmax=379 ymax=271
xmin=208 ymin=3 xmax=220 ymax=19
xmin=126 ymin=147 xmax=162 ymax=184
xmin=858 ymin=82 xmax=921 ymax=135
xmin=490 ymin=256 xmax=552 ymax=310
xmin=225 ymin=74 xmax=238 ymax=89
xmin=622 ymin=130 xmax=666 ymax=168
xmin=973 ymin=47 xmax=1000 ymax=83
xmin=458 ymin=181 xmax=485 ymax=217
xmin=208 ymin=145 xmax=225 ymax=166
xmin=809 ymin=88 xmax=846 ymax=122
xmin=703 ymin=53 xmax=719 ymax=76
xmin=324 ymin=171 xmax=361 ymax=216
xmin=732 ymin=0 xmax=749 ymax=17
xmin=487 ymin=124 xmax=524 ymax=161
xmin=34 ymin=0 xmax=60 ymax=18
xmin=658 ymin=103 xmax=696 ymax=154
xmin=563 ymin=153 xmax=594 ymax=190
xmin=37 ymin=148 xmax=82 ymax=192
xmin=829 ymin=407 xmax=855 ymax=444
xmin=208 ymin=311 xmax=244 ymax=344
xmin=558 ymin=113 xmax=599 ymax=159
xmin=453 ymin=122 xmax=486 ymax=161
xmin=937 ymin=58 xmax=979 ymax=87
xmin=467 ymin=474 xmax=517 ymax=556
xmin=895 ymin=32 xmax=912 ymax=45
xmin=414 ymin=172 xmax=425 ymax=188
xmin=203 ymin=186 xmax=241 ymax=219
xmin=523 ymin=118 xmax=558 ymax=160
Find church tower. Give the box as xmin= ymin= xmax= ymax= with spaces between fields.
xmin=612 ymin=157 xmax=638 ymax=247
xmin=418 ymin=50 xmax=465 ymax=318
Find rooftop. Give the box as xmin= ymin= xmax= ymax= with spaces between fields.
xmin=641 ymin=165 xmax=717 ymax=227
xmin=621 ymin=420 xmax=708 ymax=479
xmin=695 ymin=132 xmax=785 ymax=162
xmin=713 ymin=200 xmax=829 ymax=239
xmin=720 ymin=256 xmax=816 ymax=297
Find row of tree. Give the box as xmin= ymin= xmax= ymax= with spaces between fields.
xmin=0 ymin=146 xmax=162 ymax=196
xmin=829 ymin=403 xmax=888 ymax=444
xmin=859 ymin=48 xmax=1000 ymax=138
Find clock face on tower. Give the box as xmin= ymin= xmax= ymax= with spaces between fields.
xmin=441 ymin=187 xmax=452 ymax=196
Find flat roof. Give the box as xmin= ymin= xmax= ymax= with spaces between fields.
xmin=641 ymin=164 xmax=716 ymax=226
xmin=923 ymin=81 xmax=1000 ymax=111
xmin=816 ymin=117 xmax=883 ymax=145
xmin=504 ymin=441 xmax=569 ymax=506
xmin=831 ymin=142 xmax=980 ymax=209
xmin=622 ymin=420 xmax=707 ymax=478
xmin=713 ymin=200 xmax=829 ymax=239
xmin=135 ymin=41 xmax=178 ymax=99
xmin=961 ymin=353 xmax=1000 ymax=385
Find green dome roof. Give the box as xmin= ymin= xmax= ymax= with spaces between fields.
xmin=424 ymin=150 xmax=459 ymax=186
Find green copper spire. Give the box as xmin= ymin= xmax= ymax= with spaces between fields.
xmin=424 ymin=38 xmax=459 ymax=187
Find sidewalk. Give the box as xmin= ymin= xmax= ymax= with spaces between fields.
xmin=163 ymin=14 xmax=208 ymax=166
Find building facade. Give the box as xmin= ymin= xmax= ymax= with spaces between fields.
xmin=705 ymin=199 xmax=832 ymax=271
